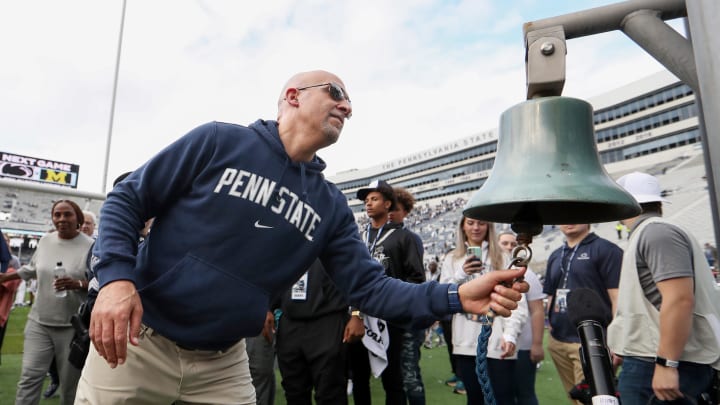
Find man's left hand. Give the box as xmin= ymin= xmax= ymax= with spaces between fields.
xmin=458 ymin=267 xmax=528 ymax=316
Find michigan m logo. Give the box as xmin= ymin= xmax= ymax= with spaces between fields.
xmin=41 ymin=169 xmax=69 ymax=184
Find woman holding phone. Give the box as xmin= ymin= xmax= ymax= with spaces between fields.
xmin=440 ymin=215 xmax=528 ymax=404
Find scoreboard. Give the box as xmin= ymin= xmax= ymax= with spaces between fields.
xmin=0 ymin=151 xmax=79 ymax=188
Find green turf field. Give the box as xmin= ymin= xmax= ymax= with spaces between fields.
xmin=1 ymin=306 xmax=570 ymax=404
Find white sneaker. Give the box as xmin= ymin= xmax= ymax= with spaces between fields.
xmin=347 ymin=380 xmax=353 ymax=396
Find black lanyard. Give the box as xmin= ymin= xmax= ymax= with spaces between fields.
xmin=560 ymin=243 xmax=580 ymax=289
xmin=365 ymin=224 xmax=386 ymax=255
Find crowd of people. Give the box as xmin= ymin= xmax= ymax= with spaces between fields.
xmin=0 ymin=70 xmax=719 ymax=405
xmin=357 ymin=197 xmax=467 ymax=258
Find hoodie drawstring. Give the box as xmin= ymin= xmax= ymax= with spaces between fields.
xmin=300 ymin=164 xmax=309 ymax=203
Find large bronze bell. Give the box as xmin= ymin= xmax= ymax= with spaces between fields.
xmin=463 ymin=96 xmax=640 ymax=231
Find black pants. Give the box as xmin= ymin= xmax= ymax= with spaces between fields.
xmin=348 ymin=339 xmax=372 ymax=405
xmin=457 ymin=355 xmax=485 ymax=405
xmin=383 ymin=325 xmax=407 ymax=404
xmin=276 ymin=311 xmax=349 ymax=405
xmin=440 ymin=319 xmax=456 ymax=375
xmin=0 ymin=323 xmax=6 ymax=365
xmin=457 ymin=355 xmax=517 ymax=405
xmin=347 ymin=324 xmax=406 ymax=405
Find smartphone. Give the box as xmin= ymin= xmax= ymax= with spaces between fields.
xmin=466 ymin=246 xmax=485 ymax=275
xmin=466 ymin=246 xmax=482 ymax=261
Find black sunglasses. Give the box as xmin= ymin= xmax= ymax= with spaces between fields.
xmin=296 ymin=82 xmax=352 ymax=105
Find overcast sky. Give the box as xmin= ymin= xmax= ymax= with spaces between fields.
xmin=0 ymin=0 xmax=685 ymax=193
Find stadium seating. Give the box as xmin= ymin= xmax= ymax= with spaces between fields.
xmin=1 ymin=147 xmax=714 ymax=272
xmin=372 ymin=146 xmax=714 ymax=275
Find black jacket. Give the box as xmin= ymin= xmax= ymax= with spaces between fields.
xmin=279 ymin=260 xmax=348 ymax=320
xmin=365 ymin=222 xmax=425 ymax=284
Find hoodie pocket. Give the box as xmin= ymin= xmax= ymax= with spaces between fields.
xmin=138 ymin=254 xmax=269 ymax=348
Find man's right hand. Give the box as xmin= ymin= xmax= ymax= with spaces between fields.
xmin=89 ymin=280 xmax=143 ymax=368
xmin=261 ymin=311 xmax=275 ymax=343
xmin=343 ymin=314 xmax=365 ymax=343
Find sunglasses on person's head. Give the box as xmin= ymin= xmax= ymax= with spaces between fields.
xmin=296 ymin=82 xmax=352 ymax=105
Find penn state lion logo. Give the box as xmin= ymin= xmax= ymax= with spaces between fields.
xmin=371 ymin=246 xmax=390 ymax=269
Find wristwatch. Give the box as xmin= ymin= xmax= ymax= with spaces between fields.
xmin=655 ymin=356 xmax=680 ymax=368
xmin=447 ymin=284 xmax=463 ymax=313
xmin=351 ymin=310 xmax=363 ymax=320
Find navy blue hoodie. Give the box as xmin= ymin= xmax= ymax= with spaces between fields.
xmin=94 ymin=120 xmax=454 ymax=350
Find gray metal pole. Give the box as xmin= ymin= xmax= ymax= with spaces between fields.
xmin=523 ymin=0 xmax=718 ymax=247
xmin=621 ymin=9 xmax=698 ymax=91
xmin=101 ymin=0 xmax=127 ymax=193
xmin=685 ymin=0 xmax=720 ymax=249
xmin=523 ymin=0 xmax=685 ymax=40
xmin=524 ymin=0 xmax=688 ymax=99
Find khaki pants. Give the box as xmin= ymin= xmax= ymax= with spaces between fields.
xmin=75 ymin=325 xmax=255 ymax=404
xmin=547 ymin=335 xmax=584 ymax=405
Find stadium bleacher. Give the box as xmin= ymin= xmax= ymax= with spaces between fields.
xmin=398 ymin=146 xmax=714 ymax=275
xmin=2 ymin=146 xmax=715 ymax=271
xmin=1 ymin=181 xmax=105 ymax=262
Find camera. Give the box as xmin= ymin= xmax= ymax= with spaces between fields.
xmin=68 ymin=302 xmax=91 ymax=369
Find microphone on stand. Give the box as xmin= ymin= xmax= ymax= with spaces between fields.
xmin=567 ymin=288 xmax=620 ymax=404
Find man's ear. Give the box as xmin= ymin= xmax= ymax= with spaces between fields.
xmin=284 ymin=88 xmax=300 ymax=106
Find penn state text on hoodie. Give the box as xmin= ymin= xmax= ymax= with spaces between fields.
xmin=94 ymin=120 xmax=454 ymax=350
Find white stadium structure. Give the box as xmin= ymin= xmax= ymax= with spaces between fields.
xmin=1 ymin=70 xmax=715 ymax=270
xmin=327 ymin=69 xmax=714 ymax=268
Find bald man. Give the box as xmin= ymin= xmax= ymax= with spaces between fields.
xmin=77 ymin=70 xmax=529 ymax=404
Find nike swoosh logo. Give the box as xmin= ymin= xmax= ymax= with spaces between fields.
xmin=254 ymin=220 xmax=273 ymax=229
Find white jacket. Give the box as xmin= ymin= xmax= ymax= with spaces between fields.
xmin=440 ymin=247 xmax=528 ymax=359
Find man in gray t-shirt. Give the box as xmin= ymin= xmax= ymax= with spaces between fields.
xmin=612 ymin=172 xmax=716 ymax=405
xmin=631 ymin=219 xmax=695 ymax=308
